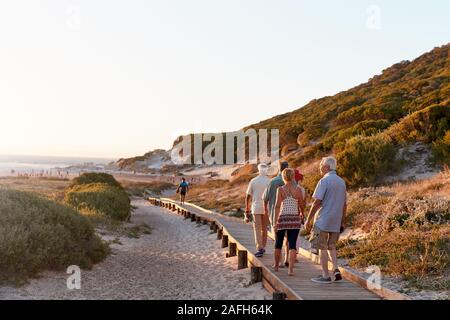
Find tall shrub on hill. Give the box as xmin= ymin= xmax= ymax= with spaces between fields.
xmin=387 ymin=103 xmax=449 ymax=143
xmin=0 ymin=189 xmax=109 ymax=285
xmin=337 ymin=134 xmax=398 ymax=186
xmin=432 ymin=131 xmax=450 ymax=166
xmin=338 ymin=103 xmax=449 ymax=187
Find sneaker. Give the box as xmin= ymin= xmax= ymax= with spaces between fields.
xmin=311 ymin=276 xmax=332 ymax=284
xmin=261 ymin=248 xmax=266 ymax=254
xmin=334 ymin=269 xmax=342 ymax=282
xmin=255 ymin=250 xmax=264 ymax=258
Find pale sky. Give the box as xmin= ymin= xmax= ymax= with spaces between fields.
xmin=0 ymin=0 xmax=449 ymax=159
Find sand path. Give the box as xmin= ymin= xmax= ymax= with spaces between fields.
xmin=0 ymin=199 xmax=269 ymax=300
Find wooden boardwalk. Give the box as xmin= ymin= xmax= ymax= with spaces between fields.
xmin=148 ymin=197 xmax=381 ymax=300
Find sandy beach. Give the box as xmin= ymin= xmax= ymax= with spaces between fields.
xmin=0 ymin=199 xmax=269 ymax=300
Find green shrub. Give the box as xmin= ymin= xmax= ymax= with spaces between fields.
xmin=323 ymin=119 xmax=391 ymax=152
xmin=432 ymin=130 xmax=450 ymax=166
xmin=65 ymin=183 xmax=131 ymax=221
xmin=71 ymin=173 xmax=123 ymax=190
xmin=337 ymin=134 xmax=398 ymax=187
xmin=388 ymin=103 xmax=450 ymax=144
xmin=0 ymin=189 xmax=109 ymax=285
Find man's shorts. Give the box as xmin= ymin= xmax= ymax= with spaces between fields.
xmin=310 ymin=226 xmax=340 ymax=250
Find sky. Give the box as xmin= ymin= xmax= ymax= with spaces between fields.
xmin=0 ymin=0 xmax=449 ymax=159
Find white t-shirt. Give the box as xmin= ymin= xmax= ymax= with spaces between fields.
xmin=246 ymin=174 xmax=271 ymax=215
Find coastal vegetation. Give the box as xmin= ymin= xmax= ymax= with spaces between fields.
xmin=70 ymin=172 xmax=124 ymax=190
xmin=247 ymin=44 xmax=450 ymax=187
xmin=0 ymin=173 xmax=143 ymax=285
xmin=0 ymin=189 xmax=109 ymax=285
xmin=65 ymin=178 xmax=131 ymax=221
xmin=340 ymin=170 xmax=450 ymax=290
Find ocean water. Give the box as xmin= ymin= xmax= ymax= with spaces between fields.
xmin=0 ymin=155 xmax=115 ymax=176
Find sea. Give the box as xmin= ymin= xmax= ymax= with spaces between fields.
xmin=0 ymin=154 xmax=115 ymax=177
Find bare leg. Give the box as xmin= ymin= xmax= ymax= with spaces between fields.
xmin=274 ymin=249 xmax=281 ymax=271
xmin=328 ymin=249 xmax=339 ymax=271
xmin=288 ymin=249 xmax=296 ymax=276
xmin=284 ymin=237 xmax=289 ymax=264
xmin=320 ymin=249 xmax=330 ymax=278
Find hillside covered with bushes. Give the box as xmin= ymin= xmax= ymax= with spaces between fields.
xmin=118 ymin=44 xmax=449 ymax=188
xmin=246 ymin=44 xmax=449 ymax=187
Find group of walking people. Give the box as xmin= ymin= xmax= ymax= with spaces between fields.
xmin=245 ymin=156 xmax=347 ymax=284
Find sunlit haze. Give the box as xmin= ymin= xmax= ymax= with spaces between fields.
xmin=1 ymin=0 xmax=449 ymax=158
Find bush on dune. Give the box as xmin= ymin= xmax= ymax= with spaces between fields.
xmin=65 ymin=183 xmax=131 ymax=221
xmin=0 ymin=189 xmax=109 ymax=285
xmin=337 ymin=134 xmax=398 ymax=187
xmin=432 ymin=130 xmax=450 ymax=166
xmin=71 ymin=172 xmax=123 ymax=189
xmin=387 ymin=103 xmax=449 ymax=144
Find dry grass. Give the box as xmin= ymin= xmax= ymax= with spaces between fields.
xmin=0 ymin=177 xmax=69 ymax=201
xmin=340 ymin=170 xmax=450 ymax=289
xmin=347 ymin=170 xmax=450 ymax=231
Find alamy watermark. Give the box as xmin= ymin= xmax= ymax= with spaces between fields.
xmin=67 ymin=5 xmax=81 ymax=30
xmin=67 ymin=265 xmax=81 ymax=290
xmin=366 ymin=5 xmax=382 ymax=30
xmin=171 ymin=129 xmax=280 ymax=168
xmin=366 ymin=265 xmax=382 ymax=290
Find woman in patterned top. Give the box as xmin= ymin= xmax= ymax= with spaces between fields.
xmin=273 ymin=168 xmax=305 ymax=276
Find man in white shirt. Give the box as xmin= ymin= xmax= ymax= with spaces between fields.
xmin=245 ymin=163 xmax=271 ymax=258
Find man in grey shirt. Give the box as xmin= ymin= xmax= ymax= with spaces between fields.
xmin=263 ymin=160 xmax=289 ymax=231
xmin=306 ymin=156 xmax=347 ymax=284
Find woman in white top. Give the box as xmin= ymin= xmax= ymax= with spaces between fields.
xmin=273 ymin=168 xmax=305 ymax=276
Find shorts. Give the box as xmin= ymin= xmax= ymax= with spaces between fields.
xmin=180 ymin=191 xmax=186 ymax=196
xmin=310 ymin=226 xmax=340 ymax=250
xmin=275 ymin=229 xmax=300 ymax=250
